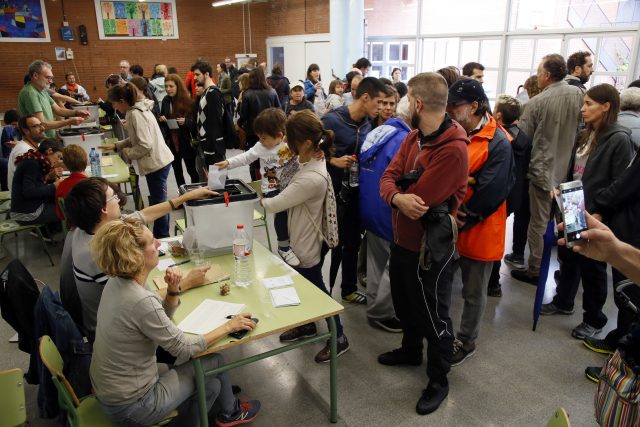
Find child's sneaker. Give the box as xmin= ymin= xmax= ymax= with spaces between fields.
xmin=215 ymin=400 xmax=261 ymax=427
xmin=278 ymin=247 xmax=300 ymax=267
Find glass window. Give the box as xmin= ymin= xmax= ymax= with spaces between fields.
xmin=534 ymin=38 xmax=563 ymax=65
xmin=508 ymin=39 xmax=535 ymax=69
xmin=483 ymin=70 xmax=499 ymax=101
xmin=421 ymin=0 xmax=508 ymax=34
xmin=365 ymin=0 xmax=418 ymax=36
xmin=402 ymin=43 xmax=409 ymax=61
xmin=389 ymin=43 xmax=400 ymax=61
xmin=460 ymin=40 xmax=480 ymax=66
xmin=371 ymin=43 xmax=384 ymax=62
xmin=480 ymin=40 xmax=502 ymax=68
xmin=422 ymin=38 xmax=459 ymax=71
xmin=504 ymin=71 xmax=533 ymax=96
xmin=567 ymin=37 xmax=597 ymax=57
xmin=371 ymin=65 xmax=384 ymax=78
xmin=597 ymin=36 xmax=633 ymax=72
xmin=592 ymin=74 xmax=627 ymax=90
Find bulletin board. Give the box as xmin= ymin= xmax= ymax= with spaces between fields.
xmin=0 ymin=0 xmax=50 ymax=42
xmin=94 ymin=0 xmax=179 ymax=40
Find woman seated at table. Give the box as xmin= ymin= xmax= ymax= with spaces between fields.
xmin=90 ymin=217 xmax=260 ymax=427
xmin=10 ymin=138 xmax=63 ymax=226
xmin=55 ymin=144 xmax=87 ymax=220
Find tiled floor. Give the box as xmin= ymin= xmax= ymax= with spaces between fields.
xmin=0 ymin=151 xmax=608 ymax=426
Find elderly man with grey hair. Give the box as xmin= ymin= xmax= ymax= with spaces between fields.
xmin=618 ymin=87 xmax=640 ymax=150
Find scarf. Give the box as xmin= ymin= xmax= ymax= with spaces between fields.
xmin=15 ymin=149 xmax=52 ymax=182
xmin=66 ymin=82 xmax=78 ymax=94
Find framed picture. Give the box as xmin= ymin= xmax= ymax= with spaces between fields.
xmin=94 ymin=0 xmax=179 ymax=40
xmin=0 ymin=0 xmax=50 ymax=42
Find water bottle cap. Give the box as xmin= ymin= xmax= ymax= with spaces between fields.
xmin=352 ymin=154 xmax=357 ymax=160
xmin=236 ymin=224 xmax=244 ymax=229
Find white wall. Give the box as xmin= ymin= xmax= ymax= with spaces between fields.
xmin=266 ymin=34 xmax=332 ymax=90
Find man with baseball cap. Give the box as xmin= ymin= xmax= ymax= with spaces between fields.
xmin=446 ymin=78 xmax=515 ymax=366
xmin=285 ymin=80 xmax=314 ymax=116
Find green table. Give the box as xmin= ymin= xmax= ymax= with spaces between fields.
xmin=151 ymin=241 xmax=344 ymax=425
xmin=99 ymin=150 xmax=130 ymax=184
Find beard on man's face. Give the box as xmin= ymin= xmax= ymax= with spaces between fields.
xmin=411 ymin=110 xmax=421 ymax=130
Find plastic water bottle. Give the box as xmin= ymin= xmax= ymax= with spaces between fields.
xmin=89 ymin=148 xmax=102 ymax=177
xmin=233 ymin=224 xmax=251 ymax=287
xmin=349 ymin=154 xmax=359 ymax=187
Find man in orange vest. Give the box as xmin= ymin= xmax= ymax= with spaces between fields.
xmin=446 ymin=79 xmax=515 ymax=366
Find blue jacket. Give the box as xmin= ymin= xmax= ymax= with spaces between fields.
xmin=321 ymin=106 xmax=372 ymax=192
xmin=359 ymin=118 xmax=410 ymax=241
xmin=304 ymin=79 xmax=317 ymax=102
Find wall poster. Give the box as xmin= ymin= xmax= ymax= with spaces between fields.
xmin=94 ymin=0 xmax=179 ymax=40
xmin=0 ymin=0 xmax=50 ymax=42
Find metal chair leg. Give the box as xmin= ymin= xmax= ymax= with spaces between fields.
xmin=35 ymin=228 xmax=54 ymax=266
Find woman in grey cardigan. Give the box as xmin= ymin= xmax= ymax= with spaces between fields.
xmin=89 ymin=217 xmax=260 ymax=427
xmin=542 ymin=84 xmax=634 ymax=341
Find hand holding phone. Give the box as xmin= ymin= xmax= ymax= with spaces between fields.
xmin=558 ymin=180 xmax=588 ymax=248
xmin=227 ymin=316 xmax=259 ymax=339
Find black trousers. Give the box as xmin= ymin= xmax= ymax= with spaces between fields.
xmin=511 ymin=185 xmax=531 ymax=256
xmin=553 ymin=245 xmax=608 ymax=329
xmin=389 ymin=244 xmax=455 ymax=385
xmin=337 ymin=199 xmax=362 ymax=298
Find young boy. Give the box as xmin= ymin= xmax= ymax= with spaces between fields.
xmin=215 ymin=107 xmax=300 ymax=266
xmin=285 ymin=81 xmax=315 ymax=117
xmin=487 ymin=94 xmax=532 ymax=297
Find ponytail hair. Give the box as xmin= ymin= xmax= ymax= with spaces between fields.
xmin=107 ymin=82 xmax=139 ymax=107
xmin=285 ymin=110 xmax=334 ymax=157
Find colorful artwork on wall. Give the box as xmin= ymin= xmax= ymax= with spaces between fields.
xmin=0 ymin=0 xmax=50 ymax=42
xmin=94 ymin=0 xmax=179 ymax=40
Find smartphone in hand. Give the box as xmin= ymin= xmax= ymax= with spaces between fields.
xmin=558 ymin=180 xmax=588 ymax=248
xmin=228 ymin=318 xmax=259 ymax=339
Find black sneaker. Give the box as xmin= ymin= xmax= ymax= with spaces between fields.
xmin=540 ymin=302 xmax=574 ymax=316
xmin=504 ymin=253 xmax=525 ymax=269
xmin=450 ymin=339 xmax=476 ymax=367
xmin=585 ymin=366 xmax=601 ymax=383
xmin=511 ymin=269 xmax=539 ymax=286
xmin=378 ymin=347 xmax=422 ymax=366
xmin=583 ymin=336 xmax=615 ymax=355
xmin=416 ymin=382 xmax=449 ymax=415
xmin=216 ymin=400 xmax=260 ymax=427
xmin=279 ymin=323 xmax=317 ymax=342
xmin=314 ymin=334 xmax=350 ymax=363
xmin=372 ymin=317 xmax=403 ymax=333
xmin=487 ymin=285 xmax=502 ymax=298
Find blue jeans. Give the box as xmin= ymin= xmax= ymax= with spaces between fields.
xmin=296 ymin=262 xmax=344 ymax=337
xmin=145 ymin=164 xmax=171 ymax=238
xmin=99 ymin=353 xmax=238 ymax=427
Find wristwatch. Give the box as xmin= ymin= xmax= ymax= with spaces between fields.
xmin=168 ymin=286 xmax=181 ymax=297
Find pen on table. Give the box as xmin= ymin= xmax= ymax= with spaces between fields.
xmin=168 ymin=259 xmax=191 ymax=268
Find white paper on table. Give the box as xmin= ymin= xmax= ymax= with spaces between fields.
xmin=166 ymin=119 xmax=180 ymax=130
xmin=208 ymin=165 xmax=227 ymax=190
xmin=156 ymin=258 xmax=176 ymax=271
xmin=177 ymin=299 xmax=246 ymax=335
xmin=270 ymin=287 xmax=301 ymax=307
xmin=262 ymin=276 xmax=294 ymax=289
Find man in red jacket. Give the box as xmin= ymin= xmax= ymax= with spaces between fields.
xmin=379 ymin=72 xmax=469 ymax=415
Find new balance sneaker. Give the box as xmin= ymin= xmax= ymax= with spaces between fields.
xmin=342 ymin=290 xmax=367 ymax=304
xmin=585 ymin=366 xmax=601 ymax=383
xmin=277 ymin=247 xmax=300 ymax=267
xmin=371 ymin=317 xmax=403 ymax=333
xmin=378 ymin=347 xmax=422 ymax=366
xmin=279 ymin=323 xmax=317 ymax=342
xmin=510 ymin=269 xmax=539 ymax=286
xmin=314 ymin=334 xmax=350 ymax=363
xmin=416 ymin=382 xmax=449 ymax=415
xmin=583 ymin=336 xmax=615 ymax=355
xmin=450 ymin=339 xmax=476 ymax=367
xmin=215 ymin=400 xmax=260 ymax=427
xmin=540 ymin=302 xmax=575 ymax=315
xmin=572 ymin=322 xmax=602 ymax=340
xmin=504 ymin=253 xmax=525 ymax=269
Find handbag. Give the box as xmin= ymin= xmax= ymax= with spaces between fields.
xmin=595 ymin=349 xmax=640 ymax=426
xmin=303 ymin=171 xmax=339 ymax=249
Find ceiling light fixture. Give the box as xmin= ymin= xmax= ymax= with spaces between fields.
xmin=212 ymin=0 xmax=248 ymax=7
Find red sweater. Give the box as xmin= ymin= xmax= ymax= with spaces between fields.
xmin=380 ymin=120 xmax=469 ymax=252
xmin=55 ymin=172 xmax=87 ymax=219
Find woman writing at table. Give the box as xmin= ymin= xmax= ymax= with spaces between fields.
xmin=89 ymin=217 xmax=261 ymax=427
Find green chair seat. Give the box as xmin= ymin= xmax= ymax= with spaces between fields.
xmin=0 ymin=368 xmax=26 ymax=427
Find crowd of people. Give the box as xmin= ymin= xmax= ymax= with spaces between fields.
xmin=2 ymin=49 xmax=640 ymax=424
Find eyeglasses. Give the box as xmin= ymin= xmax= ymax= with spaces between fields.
xmin=106 ymin=193 xmax=120 ymax=204
xmin=40 ymin=73 xmax=54 ymax=81
xmin=28 ymin=123 xmax=45 ymax=129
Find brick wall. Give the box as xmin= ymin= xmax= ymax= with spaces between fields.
xmin=0 ymin=0 xmax=329 ymax=113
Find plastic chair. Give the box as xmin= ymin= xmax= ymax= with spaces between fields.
xmin=38 ymin=336 xmax=176 ymax=427
xmin=546 ymin=407 xmax=571 ymax=427
xmin=57 ymin=198 xmax=68 ymax=235
xmin=0 ymin=220 xmax=54 ymax=266
xmin=0 ymin=368 xmax=26 ymax=427
xmin=249 ymin=180 xmax=273 ymax=252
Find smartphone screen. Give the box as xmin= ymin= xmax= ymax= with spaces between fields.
xmin=560 ymin=184 xmax=588 ymax=245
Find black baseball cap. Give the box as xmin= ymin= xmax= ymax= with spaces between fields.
xmin=448 ymin=78 xmax=488 ymax=105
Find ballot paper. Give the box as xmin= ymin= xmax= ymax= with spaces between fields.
xmin=270 ymin=287 xmax=301 ymax=307
xmin=166 ymin=119 xmax=180 ymax=130
xmin=177 ymin=299 xmax=245 ymax=335
xmin=156 ymin=258 xmax=176 ymax=272
xmin=153 ymin=264 xmax=230 ymax=290
xmin=262 ymin=275 xmax=294 ymax=289
xmin=208 ymin=165 xmax=227 ymax=190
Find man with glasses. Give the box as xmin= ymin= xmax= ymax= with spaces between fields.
xmin=18 ymin=60 xmax=88 ymax=138
xmin=118 ymin=59 xmax=132 ymax=81
xmin=61 ymin=178 xmax=216 ymax=341
xmin=7 ymin=114 xmax=46 ymax=190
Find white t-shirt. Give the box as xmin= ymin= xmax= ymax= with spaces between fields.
xmin=227 ymin=141 xmax=295 ymax=194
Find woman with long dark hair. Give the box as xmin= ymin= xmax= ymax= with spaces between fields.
xmin=304 ymin=63 xmax=325 ymax=104
xmin=159 ymin=74 xmax=199 ymax=187
xmin=542 ymin=84 xmax=634 ymax=340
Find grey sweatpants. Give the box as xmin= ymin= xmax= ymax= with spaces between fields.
xmin=365 ymin=233 xmax=396 ymax=321
xmin=457 ymin=256 xmax=494 ymax=344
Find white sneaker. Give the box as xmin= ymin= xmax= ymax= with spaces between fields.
xmin=278 ymin=248 xmax=300 ymax=267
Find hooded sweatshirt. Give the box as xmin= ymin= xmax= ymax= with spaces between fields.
xmin=380 ymin=116 xmax=469 ymax=253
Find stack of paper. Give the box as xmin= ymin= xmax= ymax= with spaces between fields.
xmin=262 ymin=275 xmax=294 ymax=289
xmin=177 ymin=299 xmax=245 ymax=335
xmin=270 ymin=287 xmax=301 ymax=307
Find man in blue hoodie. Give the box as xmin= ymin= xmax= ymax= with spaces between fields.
xmin=359 ymin=85 xmax=410 ymax=331
xmin=322 ymin=77 xmax=388 ymax=304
